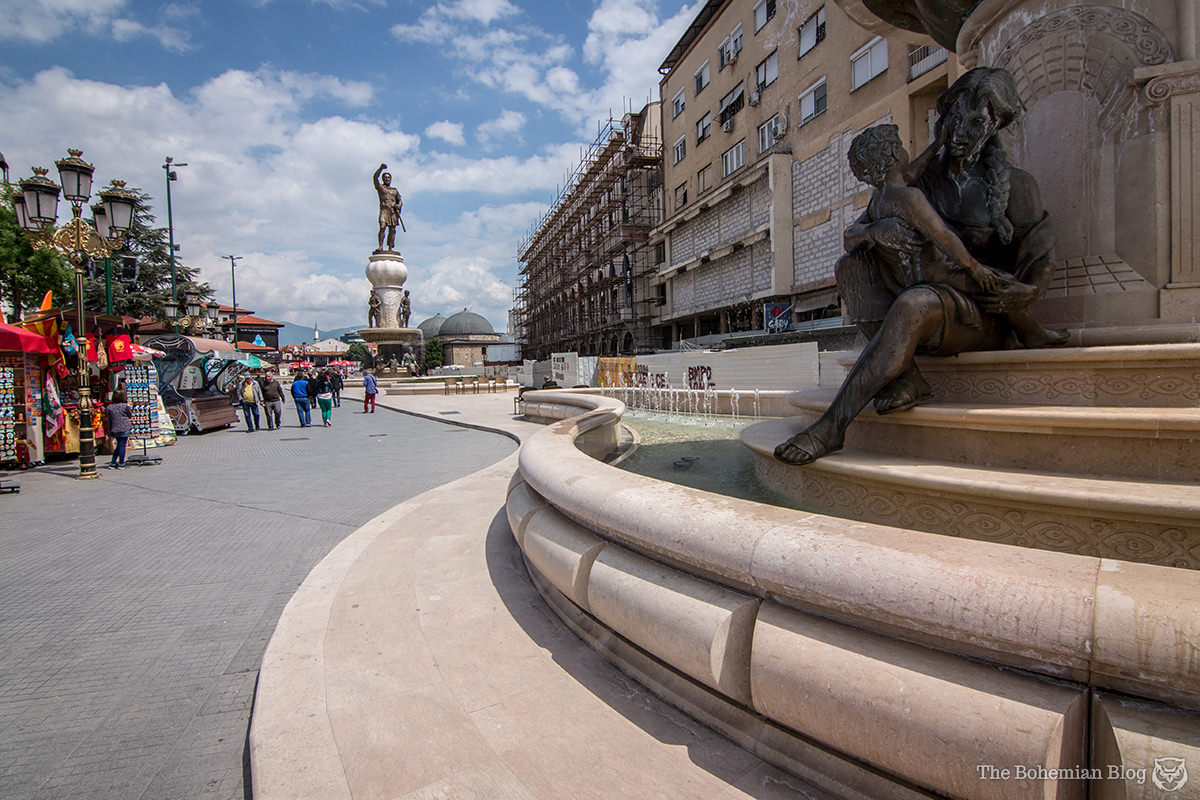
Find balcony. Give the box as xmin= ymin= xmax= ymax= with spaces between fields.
xmin=908 ymin=45 xmax=947 ymax=81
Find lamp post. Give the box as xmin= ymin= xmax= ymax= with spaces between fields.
xmin=15 ymin=150 xmax=136 ymax=480
xmin=163 ymin=156 xmax=186 ymax=310
xmin=225 ymin=254 xmax=242 ymax=348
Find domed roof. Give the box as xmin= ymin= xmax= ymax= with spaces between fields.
xmin=439 ymin=308 xmax=495 ymax=337
xmin=417 ymin=313 xmax=447 ymax=339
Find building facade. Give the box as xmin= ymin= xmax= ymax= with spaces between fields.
xmin=515 ymin=105 xmax=664 ymax=360
xmin=650 ymin=0 xmax=954 ymax=346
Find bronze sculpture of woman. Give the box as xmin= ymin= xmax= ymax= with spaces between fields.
xmin=776 ymin=67 xmax=1066 ymax=466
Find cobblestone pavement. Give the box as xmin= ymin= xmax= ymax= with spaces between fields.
xmin=0 ymin=400 xmax=516 ymax=800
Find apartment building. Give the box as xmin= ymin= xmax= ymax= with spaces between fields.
xmin=650 ymin=0 xmax=954 ymax=347
xmin=515 ymin=106 xmax=663 ymax=360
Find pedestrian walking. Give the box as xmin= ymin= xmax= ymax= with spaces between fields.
xmin=260 ymin=372 xmax=286 ymax=431
xmin=315 ymin=370 xmax=335 ymax=427
xmin=238 ymin=374 xmax=264 ymax=432
xmin=363 ymin=369 xmax=377 ymax=413
xmin=291 ymin=372 xmax=312 ymax=427
xmin=330 ymin=370 xmax=343 ymax=407
xmin=104 ymin=390 xmax=133 ymax=469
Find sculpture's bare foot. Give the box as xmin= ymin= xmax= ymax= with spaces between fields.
xmin=873 ymin=371 xmax=932 ymax=415
xmin=774 ymin=429 xmax=843 ymax=465
xmin=979 ymin=280 xmax=1038 ymax=313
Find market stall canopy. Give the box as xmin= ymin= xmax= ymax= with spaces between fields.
xmin=187 ymin=336 xmax=240 ymax=361
xmin=237 ymin=354 xmax=263 ymax=368
xmin=129 ymin=343 xmax=166 ymax=361
xmin=0 ymin=322 xmax=56 ymax=354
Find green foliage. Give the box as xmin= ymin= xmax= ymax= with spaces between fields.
xmin=80 ymin=186 xmax=212 ymax=319
xmin=345 ymin=342 xmax=370 ymax=363
xmin=421 ymin=338 xmax=444 ymax=372
xmin=0 ymin=198 xmax=72 ymax=321
xmin=0 ymin=183 xmax=209 ymax=322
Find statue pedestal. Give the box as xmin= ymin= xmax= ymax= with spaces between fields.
xmin=362 ymin=250 xmax=422 ymax=371
xmin=358 ymin=326 xmax=422 ymax=372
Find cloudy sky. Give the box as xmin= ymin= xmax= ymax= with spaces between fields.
xmin=0 ymin=0 xmax=700 ymax=333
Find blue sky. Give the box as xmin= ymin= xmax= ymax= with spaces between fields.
xmin=0 ymin=0 xmax=699 ymax=333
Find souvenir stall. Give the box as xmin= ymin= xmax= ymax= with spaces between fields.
xmin=142 ymin=334 xmax=241 ymax=433
xmin=0 ymin=323 xmax=57 ymax=469
xmin=21 ymin=308 xmax=162 ymax=462
xmin=112 ymin=343 xmax=174 ymax=454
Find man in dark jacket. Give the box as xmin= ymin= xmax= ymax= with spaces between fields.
xmin=330 ymin=371 xmax=344 ymax=407
xmin=260 ymin=372 xmax=286 ymax=431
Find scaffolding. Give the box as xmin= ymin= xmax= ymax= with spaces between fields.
xmin=515 ymin=106 xmax=663 ymax=361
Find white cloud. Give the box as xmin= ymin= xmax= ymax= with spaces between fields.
xmin=476 ymin=110 xmax=526 ymax=146
xmin=0 ymin=0 xmax=127 ymax=43
xmin=425 ymin=121 xmax=465 ymax=146
xmin=390 ymin=0 xmax=698 ymax=135
xmin=442 ymin=0 xmax=519 ymax=25
xmin=0 ymin=68 xmax=570 ymax=331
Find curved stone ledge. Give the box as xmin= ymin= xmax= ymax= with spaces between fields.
xmin=510 ymin=390 xmax=1200 ymax=797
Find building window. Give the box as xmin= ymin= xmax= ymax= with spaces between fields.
xmin=719 ymin=23 xmax=743 ymax=68
xmin=675 ymin=182 xmax=688 ymax=209
xmin=694 ymin=60 xmax=710 ymax=95
xmin=722 ymin=140 xmax=745 ymax=176
xmin=697 ymin=163 xmax=712 ymax=192
xmin=719 ymin=82 xmax=745 ymax=125
xmin=672 ymin=87 xmax=686 ymax=117
xmin=655 ymin=242 xmax=666 ymax=264
xmin=851 ymin=36 xmax=888 ymax=90
xmin=758 ymin=114 xmax=782 ymax=153
xmin=755 ymin=50 xmax=778 ymax=91
xmin=754 ymin=0 xmax=776 ymax=31
xmin=696 ymin=112 xmax=712 ymax=143
xmin=798 ymin=7 xmax=826 ymax=58
xmin=672 ymin=135 xmax=687 ymax=164
xmin=799 ymin=78 xmax=827 ymax=124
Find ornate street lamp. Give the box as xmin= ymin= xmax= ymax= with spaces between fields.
xmin=14 ymin=149 xmax=136 ymax=480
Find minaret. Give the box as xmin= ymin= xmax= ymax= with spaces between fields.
xmin=314 ymin=322 xmax=319 ymax=342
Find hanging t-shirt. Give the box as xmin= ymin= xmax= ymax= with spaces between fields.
xmin=107 ymin=334 xmax=132 ymax=365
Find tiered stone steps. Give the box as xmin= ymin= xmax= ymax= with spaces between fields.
xmin=741 ymin=343 xmax=1200 ymax=569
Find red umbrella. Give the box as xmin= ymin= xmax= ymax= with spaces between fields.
xmin=0 ymin=322 xmax=56 ymax=354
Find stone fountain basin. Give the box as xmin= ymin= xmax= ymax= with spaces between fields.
xmin=509 ymin=389 xmax=1200 ymax=800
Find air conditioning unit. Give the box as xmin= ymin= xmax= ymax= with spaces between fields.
xmin=723 ymin=118 xmax=735 ymax=132
xmin=772 ymin=118 xmax=788 ymax=139
xmin=748 ymin=91 xmax=760 ymax=106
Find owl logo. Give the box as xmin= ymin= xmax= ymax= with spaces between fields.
xmin=1152 ymin=757 xmax=1188 ymax=792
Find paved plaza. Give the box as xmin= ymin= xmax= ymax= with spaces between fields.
xmin=0 ymin=399 xmax=516 ymax=800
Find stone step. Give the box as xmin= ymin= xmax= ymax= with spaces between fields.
xmin=785 ymin=388 xmax=1200 ymax=482
xmin=827 ymin=342 xmax=1200 ymax=408
xmin=741 ymin=416 xmax=1200 ymax=570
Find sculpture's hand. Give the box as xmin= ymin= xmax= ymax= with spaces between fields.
xmin=380 ymin=163 xmax=387 ymax=170
xmin=870 ymin=218 xmax=921 ymax=260
xmin=969 ymin=262 xmax=1001 ymax=292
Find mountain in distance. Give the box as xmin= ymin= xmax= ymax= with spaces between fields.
xmin=277 ymin=321 xmax=362 ymax=347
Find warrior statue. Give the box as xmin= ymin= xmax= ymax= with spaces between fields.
xmin=373 ymin=163 xmax=405 ymax=252
xmin=400 ymin=290 xmax=411 ymax=328
xmin=367 ymin=289 xmax=381 ymax=328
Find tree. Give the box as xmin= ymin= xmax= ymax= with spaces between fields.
xmin=421 ymin=338 xmax=444 ymax=372
xmin=81 ymin=186 xmax=211 ymax=319
xmin=345 ymin=342 xmax=370 ymax=363
xmin=0 ymin=200 xmax=72 ymax=321
xmin=0 ymin=183 xmax=209 ymax=322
